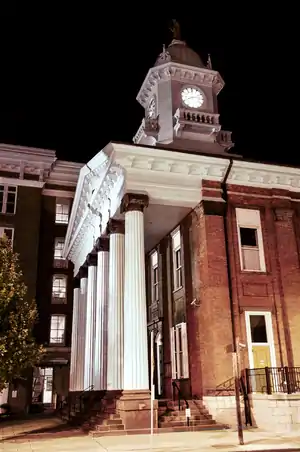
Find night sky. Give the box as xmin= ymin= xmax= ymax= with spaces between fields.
xmin=0 ymin=10 xmax=296 ymax=165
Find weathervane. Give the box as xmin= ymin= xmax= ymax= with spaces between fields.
xmin=169 ymin=19 xmax=181 ymax=40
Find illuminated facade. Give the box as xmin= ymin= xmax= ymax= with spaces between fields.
xmin=64 ymin=36 xmax=300 ymax=434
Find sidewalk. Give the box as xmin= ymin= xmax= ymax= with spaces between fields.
xmin=1 ymin=416 xmax=300 ymax=451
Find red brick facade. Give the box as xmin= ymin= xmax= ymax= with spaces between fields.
xmin=147 ymin=180 xmax=300 ymax=399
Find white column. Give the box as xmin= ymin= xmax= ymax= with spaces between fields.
xmin=93 ymin=238 xmax=109 ymax=390
xmin=122 ymin=194 xmax=149 ymax=390
xmin=76 ymin=271 xmax=88 ymax=391
xmin=107 ymin=219 xmax=125 ymax=390
xmin=69 ymin=281 xmax=80 ymax=391
xmin=84 ymin=254 xmax=97 ymax=389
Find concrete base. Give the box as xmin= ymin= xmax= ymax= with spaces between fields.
xmin=116 ymin=390 xmax=158 ymax=431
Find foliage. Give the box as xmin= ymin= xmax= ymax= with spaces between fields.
xmin=0 ymin=235 xmax=44 ymax=392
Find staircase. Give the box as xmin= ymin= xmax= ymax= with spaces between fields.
xmin=158 ymin=399 xmax=227 ymax=432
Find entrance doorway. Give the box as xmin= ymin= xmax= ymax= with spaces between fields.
xmin=32 ymin=367 xmax=53 ymax=405
xmin=245 ymin=311 xmax=276 ymax=392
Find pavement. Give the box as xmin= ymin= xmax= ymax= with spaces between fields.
xmin=0 ymin=416 xmax=300 ymax=451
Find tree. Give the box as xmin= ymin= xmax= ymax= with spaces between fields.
xmin=0 ymin=235 xmax=44 ymax=392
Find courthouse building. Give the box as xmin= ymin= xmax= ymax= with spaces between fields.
xmin=64 ymin=35 xmax=300 ymax=432
xmin=1 ymin=31 xmax=300 ymax=432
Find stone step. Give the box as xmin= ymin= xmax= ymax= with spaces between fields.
xmin=159 ymin=419 xmax=216 ymax=428
xmin=90 ymin=424 xmax=226 ymax=437
xmin=159 ymin=414 xmax=212 ymax=422
xmin=96 ymin=413 xmax=121 ymax=420
xmin=102 ymin=418 xmax=123 ymax=426
xmin=95 ymin=423 xmax=125 ymax=432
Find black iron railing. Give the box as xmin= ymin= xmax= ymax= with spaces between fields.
xmin=172 ymin=381 xmax=189 ymax=410
xmin=72 ymin=384 xmax=94 ymax=415
xmin=246 ymin=367 xmax=300 ymax=395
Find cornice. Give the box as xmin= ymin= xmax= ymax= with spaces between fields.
xmin=228 ymin=160 xmax=300 ymax=192
xmin=136 ymin=63 xmax=225 ymax=108
xmin=42 ymin=188 xmax=75 ymax=198
xmin=0 ymin=176 xmax=44 ymax=188
xmin=46 ymin=160 xmax=82 ymax=187
xmin=0 ymin=142 xmax=56 ymax=182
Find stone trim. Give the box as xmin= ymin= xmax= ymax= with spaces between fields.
xmin=107 ymin=218 xmax=125 ymax=235
xmin=121 ymin=193 xmax=149 ymax=213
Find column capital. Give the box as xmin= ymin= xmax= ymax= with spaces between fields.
xmin=95 ymin=236 xmax=109 ymax=252
xmin=107 ymin=218 xmax=125 ymax=235
xmin=87 ymin=252 xmax=98 ymax=266
xmin=73 ymin=277 xmax=80 ymax=290
xmin=121 ymin=193 xmax=149 ymax=214
xmin=79 ymin=265 xmax=88 ymax=279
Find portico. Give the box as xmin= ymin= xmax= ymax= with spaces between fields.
xmin=63 ymin=141 xmax=230 ymax=429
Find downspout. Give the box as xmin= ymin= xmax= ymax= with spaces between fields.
xmin=221 ymin=158 xmax=244 ymax=444
xmin=221 ymin=159 xmax=237 ymax=353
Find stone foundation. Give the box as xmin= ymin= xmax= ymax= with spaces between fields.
xmin=203 ymin=396 xmax=239 ymax=427
xmin=116 ymin=390 xmax=158 ymax=431
xmin=249 ymin=393 xmax=300 ymax=432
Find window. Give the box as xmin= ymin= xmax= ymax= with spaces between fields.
xmin=0 ymin=185 xmax=17 ymax=214
xmin=250 ymin=314 xmax=268 ymax=343
xmin=49 ymin=315 xmax=66 ymax=345
xmin=54 ymin=238 xmax=68 ymax=268
xmin=52 ymin=275 xmax=67 ymax=304
xmin=0 ymin=227 xmax=14 ymax=245
xmin=236 ymin=208 xmax=266 ymax=272
xmin=150 ymin=251 xmax=159 ymax=302
xmin=172 ymin=230 xmax=183 ymax=290
xmin=170 ymin=323 xmax=189 ymax=379
xmin=55 ymin=198 xmax=69 ymax=224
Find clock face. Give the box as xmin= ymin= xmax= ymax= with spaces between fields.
xmin=181 ymin=87 xmax=204 ymax=109
xmin=148 ymin=97 xmax=156 ymax=118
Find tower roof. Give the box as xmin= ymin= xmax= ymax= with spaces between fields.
xmin=155 ymin=39 xmax=205 ymax=69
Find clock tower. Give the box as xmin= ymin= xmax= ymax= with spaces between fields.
xmin=133 ymin=26 xmax=234 ymax=155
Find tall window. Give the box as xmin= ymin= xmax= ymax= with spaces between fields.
xmin=53 ymin=238 xmax=67 ymax=268
xmin=49 ymin=315 xmax=66 ymax=345
xmin=52 ymin=275 xmax=67 ymax=304
xmin=172 ymin=229 xmax=183 ymax=290
xmin=150 ymin=250 xmax=159 ymax=302
xmin=236 ymin=208 xmax=266 ymax=272
xmin=0 ymin=227 xmax=14 ymax=245
xmin=55 ymin=198 xmax=69 ymax=224
xmin=170 ymin=323 xmax=189 ymax=379
xmin=0 ymin=185 xmax=17 ymax=214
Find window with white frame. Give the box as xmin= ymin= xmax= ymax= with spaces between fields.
xmin=150 ymin=250 xmax=159 ymax=303
xmin=0 ymin=227 xmax=14 ymax=244
xmin=55 ymin=198 xmax=69 ymax=224
xmin=52 ymin=275 xmax=67 ymax=303
xmin=236 ymin=208 xmax=266 ymax=272
xmin=172 ymin=229 xmax=183 ymax=290
xmin=0 ymin=185 xmax=17 ymax=214
xmin=170 ymin=323 xmax=189 ymax=379
xmin=53 ymin=238 xmax=67 ymax=268
xmin=49 ymin=315 xmax=66 ymax=345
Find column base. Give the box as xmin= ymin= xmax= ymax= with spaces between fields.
xmin=116 ymin=390 xmax=158 ymax=430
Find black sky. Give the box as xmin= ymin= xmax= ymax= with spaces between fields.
xmin=0 ymin=10 xmax=297 ymax=165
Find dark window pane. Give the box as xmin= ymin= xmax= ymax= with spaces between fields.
xmin=240 ymin=227 xmax=257 ymax=247
xmin=250 ymin=315 xmax=267 ymax=343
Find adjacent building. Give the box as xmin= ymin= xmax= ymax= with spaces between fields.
xmin=0 ymin=143 xmax=82 ymax=412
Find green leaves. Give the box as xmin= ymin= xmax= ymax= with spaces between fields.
xmin=0 ymin=236 xmax=44 ymax=392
